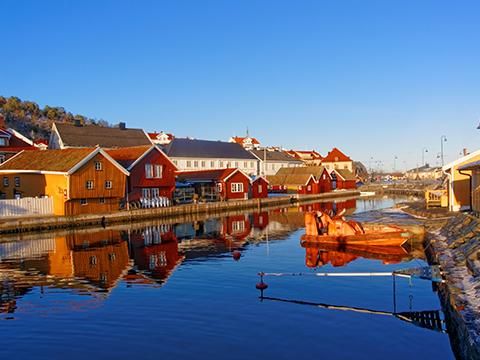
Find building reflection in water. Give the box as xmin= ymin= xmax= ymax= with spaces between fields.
xmin=0 ymin=199 xmax=373 ymax=315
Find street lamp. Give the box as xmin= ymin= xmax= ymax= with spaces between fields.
xmin=440 ymin=135 xmax=447 ymax=167
xmin=393 ymin=156 xmax=398 ymax=172
xmin=422 ymin=147 xmax=428 ymax=166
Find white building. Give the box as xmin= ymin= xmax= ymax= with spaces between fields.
xmin=250 ymin=148 xmax=304 ymax=176
xmin=164 ymin=138 xmax=259 ymax=176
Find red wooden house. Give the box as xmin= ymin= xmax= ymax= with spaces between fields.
xmin=251 ymin=176 xmax=269 ymax=198
xmin=317 ymin=167 xmax=333 ymax=193
xmin=331 ymin=169 xmax=357 ymax=190
xmin=107 ymin=145 xmax=177 ymax=202
xmin=177 ymin=168 xmax=251 ymax=201
xmin=0 ymin=121 xmax=39 ymax=163
xmin=297 ymin=175 xmax=317 ymax=195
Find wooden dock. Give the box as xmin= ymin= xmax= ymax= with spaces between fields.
xmin=0 ymin=190 xmax=360 ymax=235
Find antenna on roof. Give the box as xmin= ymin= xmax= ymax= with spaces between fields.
xmin=246 ymin=127 xmax=249 ymax=137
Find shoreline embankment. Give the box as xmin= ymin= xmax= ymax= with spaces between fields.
xmin=0 ymin=190 xmax=360 ymax=235
xmin=401 ymin=203 xmax=480 ymax=359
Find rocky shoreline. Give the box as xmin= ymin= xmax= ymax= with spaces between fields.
xmin=401 ymin=203 xmax=480 ymax=359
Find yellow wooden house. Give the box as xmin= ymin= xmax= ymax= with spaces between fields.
xmin=0 ymin=147 xmax=129 ymax=215
xmin=442 ymin=149 xmax=480 ymax=212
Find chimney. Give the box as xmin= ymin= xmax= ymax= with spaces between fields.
xmin=119 ymin=122 xmax=126 ymax=130
xmin=463 ymin=148 xmax=469 ymax=156
xmin=74 ymin=119 xmax=82 ymax=127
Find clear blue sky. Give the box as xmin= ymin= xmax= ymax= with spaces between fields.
xmin=2 ymin=0 xmax=480 ymax=171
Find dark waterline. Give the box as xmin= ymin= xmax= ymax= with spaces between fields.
xmin=0 ymin=196 xmax=454 ymax=359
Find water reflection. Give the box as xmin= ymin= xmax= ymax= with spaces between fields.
xmin=0 ymin=197 xmax=421 ymax=317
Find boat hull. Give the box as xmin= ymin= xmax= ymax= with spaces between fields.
xmin=301 ymin=231 xmax=410 ymax=247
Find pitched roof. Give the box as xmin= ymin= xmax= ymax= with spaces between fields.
xmin=0 ymin=148 xmax=96 ymax=172
xmin=250 ymin=149 xmax=303 ymax=163
xmin=275 ymin=166 xmax=327 ymax=178
xmin=322 ymin=147 xmax=352 ymax=162
xmin=148 ymin=132 xmax=174 ymax=141
xmin=266 ymin=173 xmax=315 ymax=186
xmin=286 ymin=150 xmax=323 ymax=161
xmin=106 ymin=146 xmax=152 ymax=169
xmin=443 ymin=149 xmax=480 ymax=171
xmin=53 ymin=122 xmax=152 ymax=148
xmin=177 ymin=168 xmax=248 ymax=183
xmin=165 ymin=138 xmax=257 ymax=160
xmin=0 ymin=148 xmax=129 ymax=175
xmin=230 ymin=136 xmax=260 ymax=145
xmin=333 ymin=169 xmax=356 ymax=181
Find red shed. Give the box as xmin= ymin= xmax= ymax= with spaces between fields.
xmin=317 ymin=167 xmax=333 ymax=193
xmin=107 ymin=145 xmax=178 ymax=203
xmin=331 ymin=169 xmax=357 ymax=190
xmin=297 ymin=175 xmax=317 ymax=195
xmin=251 ymin=176 xmax=269 ymax=198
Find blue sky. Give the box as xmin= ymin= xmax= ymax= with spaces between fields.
xmin=2 ymin=0 xmax=480 ymax=171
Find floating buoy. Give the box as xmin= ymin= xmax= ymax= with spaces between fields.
xmin=232 ymin=250 xmax=242 ymax=261
xmin=256 ymin=281 xmax=268 ymax=290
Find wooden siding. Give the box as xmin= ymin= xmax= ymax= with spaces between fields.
xmin=223 ymin=171 xmax=250 ymax=200
xmin=251 ymin=178 xmax=269 ymax=198
xmin=317 ymin=169 xmax=332 ymax=193
xmin=0 ymin=173 xmax=68 ymax=215
xmin=64 ymin=198 xmax=122 ymax=216
xmin=128 ymin=149 xmax=176 ymax=201
xmin=69 ymin=153 xmax=126 ymax=200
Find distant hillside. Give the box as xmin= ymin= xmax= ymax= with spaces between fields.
xmin=0 ymin=96 xmax=112 ymax=141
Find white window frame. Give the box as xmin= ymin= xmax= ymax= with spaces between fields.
xmin=86 ymin=180 xmax=94 ymax=190
xmin=145 ymin=164 xmax=154 ymax=179
xmin=95 ymin=161 xmax=103 ymax=171
xmin=14 ymin=176 xmax=20 ymax=187
xmin=154 ymin=164 xmax=163 ymax=178
xmin=105 ymin=180 xmax=113 ymax=189
xmin=151 ymin=188 xmax=160 ymax=198
xmin=80 ymin=198 xmax=88 ymax=205
xmin=231 ymin=182 xmax=244 ymax=193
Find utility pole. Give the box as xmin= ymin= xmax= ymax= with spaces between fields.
xmin=440 ymin=135 xmax=447 ymax=167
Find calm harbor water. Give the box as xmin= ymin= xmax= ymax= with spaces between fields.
xmin=0 ymin=196 xmax=455 ymax=359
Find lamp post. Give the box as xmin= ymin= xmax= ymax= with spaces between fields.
xmin=422 ymin=147 xmax=428 ymax=166
xmin=393 ymin=156 xmax=398 ymax=172
xmin=440 ymin=135 xmax=447 ymax=167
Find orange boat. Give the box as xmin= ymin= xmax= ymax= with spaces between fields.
xmin=301 ymin=212 xmax=411 ymax=247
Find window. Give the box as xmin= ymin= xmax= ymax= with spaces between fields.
xmin=86 ymin=180 xmax=94 ymax=190
xmin=105 ymin=181 xmax=112 ymax=189
xmin=193 ymin=160 xmax=198 ymax=168
xmin=258 ymin=185 xmax=262 ymax=193
xmin=14 ymin=177 xmax=20 ymax=187
xmin=231 ymin=183 xmax=244 ymax=193
xmin=80 ymin=198 xmax=88 ymax=205
xmin=0 ymin=155 xmax=5 ymax=164
xmin=234 ymin=161 xmax=239 ymax=168
xmin=0 ymin=138 xmax=7 ymax=146
xmin=250 ymin=162 xmax=254 ymax=168
xmin=155 ymin=165 xmax=163 ymax=178
xmin=201 ymin=161 xmax=206 ymax=168
xmin=210 ymin=161 xmax=215 ymax=168
xmin=244 ymin=162 xmax=247 ymax=168
xmin=95 ymin=161 xmax=103 ymax=171
xmin=307 ymin=185 xmax=311 ymax=191
xmin=186 ymin=160 xmax=192 ymax=168
xmin=216 ymin=183 xmax=223 ymax=193
xmin=145 ymin=164 xmax=154 ymax=178
xmin=90 ymin=255 xmax=97 ymax=265
xmin=99 ymin=198 xmax=105 ymax=204
xmin=151 ymin=188 xmax=160 ymax=198
xmin=142 ymin=188 xmax=151 ymax=199
xmin=3 ymin=177 xmax=8 ymax=187
xmin=232 ymin=220 xmax=245 ymax=232
xmin=219 ymin=161 xmax=224 ymax=167
xmin=173 ymin=160 xmax=178 ymax=166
